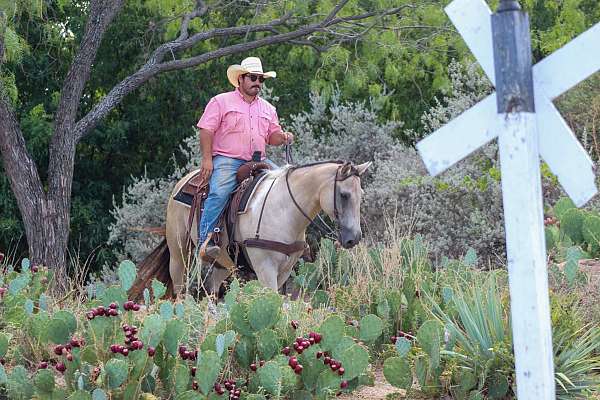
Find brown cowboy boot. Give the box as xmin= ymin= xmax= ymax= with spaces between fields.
xmin=200 ymin=234 xmax=220 ymax=259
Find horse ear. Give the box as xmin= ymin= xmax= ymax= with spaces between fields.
xmin=340 ymin=162 xmax=353 ymax=177
xmin=355 ymin=161 xmax=372 ymax=176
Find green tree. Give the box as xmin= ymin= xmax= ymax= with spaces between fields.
xmin=0 ymin=0 xmax=425 ymax=280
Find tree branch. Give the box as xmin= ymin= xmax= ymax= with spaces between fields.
xmin=53 ymin=0 xmax=125 ymax=138
xmin=73 ymin=2 xmax=410 ymax=141
xmin=149 ymin=12 xmax=292 ymax=65
xmin=178 ymin=0 xmax=209 ymax=41
xmin=323 ymin=0 xmax=351 ymax=25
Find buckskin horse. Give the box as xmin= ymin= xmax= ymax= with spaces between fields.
xmin=130 ymin=160 xmax=370 ymax=299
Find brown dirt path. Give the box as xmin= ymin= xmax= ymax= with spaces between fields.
xmin=338 ymin=368 xmax=405 ymax=400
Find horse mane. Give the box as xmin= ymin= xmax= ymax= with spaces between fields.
xmin=264 ymin=160 xmax=345 ymax=180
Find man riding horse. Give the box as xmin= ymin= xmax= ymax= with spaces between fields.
xmin=196 ymin=56 xmax=294 ymax=259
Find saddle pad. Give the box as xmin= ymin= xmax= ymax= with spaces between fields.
xmin=173 ymin=170 xmax=205 ymax=207
xmin=238 ymin=171 xmax=269 ymax=214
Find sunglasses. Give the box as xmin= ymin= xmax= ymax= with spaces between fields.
xmin=243 ymin=74 xmax=266 ymax=83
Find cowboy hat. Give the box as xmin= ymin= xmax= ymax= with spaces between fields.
xmin=227 ymin=57 xmax=276 ymax=87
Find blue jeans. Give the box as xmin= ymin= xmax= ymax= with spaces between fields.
xmin=198 ymin=155 xmax=277 ymax=244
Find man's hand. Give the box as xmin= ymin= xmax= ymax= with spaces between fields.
xmin=283 ymin=131 xmax=294 ymax=144
xmin=200 ymin=157 xmax=213 ymax=181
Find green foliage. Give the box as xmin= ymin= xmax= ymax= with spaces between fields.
xmin=151 ymin=279 xmax=167 ymax=302
xmin=549 ymin=197 xmax=600 ymax=259
xmin=359 ymin=314 xmax=383 ymax=343
xmin=195 ymin=350 xmax=220 ymax=395
xmin=248 ymin=291 xmax=282 ymax=331
xmin=105 ymin=359 xmax=129 ymax=389
xmin=319 ymin=315 xmax=345 ymax=352
xmin=417 ymin=320 xmax=442 ymax=369
xmin=0 ymin=333 xmax=8 ymax=357
xmin=561 ymin=208 xmax=585 ymax=243
xmin=257 ymin=361 xmax=283 ymax=395
xmin=33 ymin=368 xmax=55 ymax=394
xmin=383 ymin=357 xmax=412 ymax=390
xmin=117 ymin=260 xmax=137 ymax=292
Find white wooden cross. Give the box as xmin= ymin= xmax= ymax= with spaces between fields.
xmin=416 ymin=0 xmax=600 ymax=398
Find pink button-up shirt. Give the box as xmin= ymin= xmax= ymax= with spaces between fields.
xmin=197 ymin=89 xmax=282 ymax=161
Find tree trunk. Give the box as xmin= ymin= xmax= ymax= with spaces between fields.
xmin=0 ymin=96 xmax=71 ymax=274
xmin=22 ymin=197 xmax=69 ymax=272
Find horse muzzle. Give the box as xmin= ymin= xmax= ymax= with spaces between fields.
xmin=339 ymin=228 xmax=362 ymax=249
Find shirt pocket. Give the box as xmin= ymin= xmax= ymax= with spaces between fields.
xmin=257 ymin=111 xmax=272 ymax=139
xmin=222 ymin=110 xmax=245 ymax=133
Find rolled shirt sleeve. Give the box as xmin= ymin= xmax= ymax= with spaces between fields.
xmin=197 ymin=97 xmax=221 ymax=133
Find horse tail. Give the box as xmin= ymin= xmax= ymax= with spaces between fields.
xmin=128 ymin=238 xmax=174 ymax=301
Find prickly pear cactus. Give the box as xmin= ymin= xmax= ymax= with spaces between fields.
xmin=248 ymin=291 xmax=282 ymax=331
xmin=582 ymin=213 xmax=600 ymax=254
xmin=257 ymin=328 xmax=281 ymax=360
xmin=196 ymin=350 xmax=220 ymax=395
xmin=34 ymin=368 xmax=55 ymax=394
xmin=7 ymin=366 xmax=34 ymax=400
xmin=560 ymin=208 xmax=585 ymax=243
xmin=105 ymin=359 xmax=129 ymax=389
xmin=257 ymin=361 xmax=282 ymax=395
xmin=383 ymin=357 xmax=412 ymax=390
xmin=319 ymin=315 xmax=345 ymax=352
xmin=358 ymin=314 xmax=383 ymax=343
xmin=553 ymin=197 xmax=576 ymax=220
xmin=417 ymin=320 xmax=442 ymax=369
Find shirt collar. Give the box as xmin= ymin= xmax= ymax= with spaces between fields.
xmin=235 ymin=88 xmax=258 ymax=104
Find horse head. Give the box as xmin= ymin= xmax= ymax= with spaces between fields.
xmin=319 ymin=161 xmax=371 ymax=249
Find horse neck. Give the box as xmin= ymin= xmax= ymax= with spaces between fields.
xmin=279 ymin=163 xmax=338 ymax=230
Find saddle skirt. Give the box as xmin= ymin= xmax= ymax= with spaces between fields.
xmin=172 ymin=164 xmax=271 ymax=250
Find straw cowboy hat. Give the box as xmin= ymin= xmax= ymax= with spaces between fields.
xmin=227 ymin=57 xmax=276 ymax=87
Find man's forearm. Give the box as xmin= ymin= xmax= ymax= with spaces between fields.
xmin=199 ymin=129 xmax=214 ymax=158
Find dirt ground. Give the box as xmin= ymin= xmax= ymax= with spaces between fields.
xmin=338 ymin=367 xmax=405 ymax=400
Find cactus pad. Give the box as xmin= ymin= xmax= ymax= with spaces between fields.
xmin=383 ymin=356 xmax=412 ymax=389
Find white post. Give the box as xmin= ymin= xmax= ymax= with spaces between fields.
xmin=492 ymin=2 xmax=555 ymax=397
xmin=497 ymin=113 xmax=555 ymax=398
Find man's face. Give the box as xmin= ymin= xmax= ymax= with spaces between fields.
xmin=238 ymin=73 xmax=264 ymax=97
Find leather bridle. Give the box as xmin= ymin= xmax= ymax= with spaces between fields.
xmin=250 ymin=160 xmax=359 ymax=241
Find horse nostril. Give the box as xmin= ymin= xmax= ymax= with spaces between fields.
xmin=344 ymin=239 xmax=355 ymax=248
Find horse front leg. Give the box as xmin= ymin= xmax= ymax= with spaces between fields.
xmin=248 ymin=250 xmax=286 ymax=291
xmin=203 ymin=264 xmax=231 ymax=296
